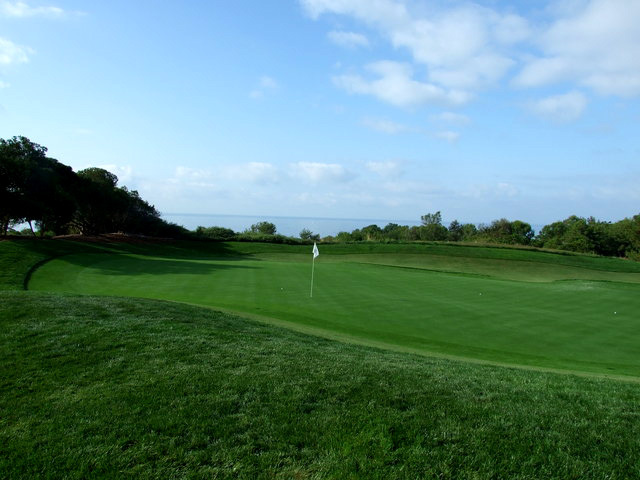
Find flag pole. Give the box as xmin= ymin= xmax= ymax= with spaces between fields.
xmin=310 ymin=255 xmax=315 ymax=298
xmin=310 ymin=242 xmax=319 ymax=298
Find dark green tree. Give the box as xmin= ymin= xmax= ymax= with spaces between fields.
xmin=361 ymin=224 xmax=383 ymax=241
xmin=300 ymin=228 xmax=320 ymax=241
xmin=448 ymin=220 xmax=463 ymax=241
xmin=383 ymin=223 xmax=411 ymax=241
xmin=421 ymin=211 xmax=442 ymax=226
xmin=195 ymin=226 xmax=236 ymax=240
xmin=0 ymin=136 xmax=77 ymax=236
xmin=478 ymin=219 xmax=533 ymax=245
xmin=72 ymin=168 xmax=125 ymax=235
xmin=250 ymin=221 xmax=277 ymax=235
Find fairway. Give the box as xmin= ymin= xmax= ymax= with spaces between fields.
xmin=28 ymin=244 xmax=640 ymax=378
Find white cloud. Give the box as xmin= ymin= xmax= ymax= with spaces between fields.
xmin=295 ymin=191 xmax=340 ymax=207
xmin=225 ymin=162 xmax=279 ymax=185
xmin=361 ymin=117 xmax=407 ymax=134
xmin=250 ymin=75 xmax=278 ymax=99
xmin=515 ymin=0 xmax=640 ymax=96
xmin=304 ymin=0 xmax=640 ymax=103
xmin=259 ymin=75 xmax=277 ymax=89
xmin=528 ymin=91 xmax=588 ymax=122
xmin=300 ymin=0 xmax=407 ymax=24
xmin=389 ymin=5 xmax=521 ymax=90
xmin=333 ymin=61 xmax=471 ymax=108
xmin=430 ymin=111 xmax=470 ymax=125
xmin=327 ymin=30 xmax=369 ymax=48
xmin=366 ymin=160 xmax=403 ymax=178
xmin=302 ymin=0 xmax=529 ymax=96
xmin=465 ymin=182 xmax=520 ymax=199
xmin=174 ymin=163 xmax=281 ymax=188
xmin=0 ymin=37 xmax=33 ymax=65
xmin=0 ymin=80 xmax=9 ymax=88
xmin=0 ymin=1 xmax=64 ymax=18
xmin=290 ymin=161 xmax=354 ymax=183
xmin=496 ymin=182 xmax=518 ymax=197
xmin=434 ymin=130 xmax=460 ymax=144
xmin=175 ymin=166 xmax=214 ymax=183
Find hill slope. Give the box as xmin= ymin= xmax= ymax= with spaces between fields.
xmin=2 ymin=290 xmax=640 ymax=479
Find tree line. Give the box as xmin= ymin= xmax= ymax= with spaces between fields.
xmin=324 ymin=211 xmax=640 ymax=260
xmin=1 ymin=136 xmax=184 ymax=237
xmin=3 ymin=136 xmax=638 ymax=260
xmin=192 ymin=211 xmax=639 ymax=260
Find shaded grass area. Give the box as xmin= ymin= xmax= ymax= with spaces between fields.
xmin=2 ymin=237 xmax=640 ymax=292
xmin=2 ymin=291 xmax=640 ymax=479
xmin=0 ymin=238 xmax=239 ymax=290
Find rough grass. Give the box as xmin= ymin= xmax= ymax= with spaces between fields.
xmin=2 ymin=291 xmax=640 ymax=479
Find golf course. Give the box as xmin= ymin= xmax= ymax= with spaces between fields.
xmin=2 ymin=238 xmax=640 ymax=478
xmin=27 ymin=241 xmax=640 ymax=377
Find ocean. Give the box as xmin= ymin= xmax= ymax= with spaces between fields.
xmin=161 ymin=213 xmax=423 ymax=238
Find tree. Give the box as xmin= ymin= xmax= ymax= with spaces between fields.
xmin=421 ymin=211 xmax=442 ymax=226
xmin=300 ymin=228 xmax=320 ymax=241
xmin=335 ymin=231 xmax=354 ymax=242
xmin=448 ymin=220 xmax=463 ymax=241
xmin=195 ymin=226 xmax=236 ymax=240
xmin=0 ymin=136 xmax=77 ymax=236
xmin=250 ymin=221 xmax=277 ymax=235
xmin=361 ymin=224 xmax=383 ymax=241
xmin=537 ymin=216 xmax=593 ymax=252
xmin=72 ymin=168 xmax=125 ymax=235
xmin=419 ymin=223 xmax=448 ymax=241
xmin=383 ymin=223 xmax=411 ymax=241
xmin=460 ymin=223 xmax=478 ymax=241
xmin=478 ymin=218 xmax=534 ymax=245
xmin=0 ymin=136 xmax=48 ymax=234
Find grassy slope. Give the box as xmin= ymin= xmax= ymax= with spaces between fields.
xmin=2 ymin=239 xmax=640 ymax=478
xmin=2 ymin=291 xmax=640 ymax=479
xmin=27 ymin=242 xmax=640 ymax=377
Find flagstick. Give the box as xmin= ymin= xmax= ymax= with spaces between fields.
xmin=310 ymin=255 xmax=315 ymax=298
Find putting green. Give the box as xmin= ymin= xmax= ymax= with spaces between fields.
xmin=29 ymin=250 xmax=640 ymax=377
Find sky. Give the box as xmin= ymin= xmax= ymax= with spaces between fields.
xmin=1 ymin=0 xmax=639 ymax=226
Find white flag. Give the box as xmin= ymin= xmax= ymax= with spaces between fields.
xmin=313 ymin=242 xmax=319 ymax=259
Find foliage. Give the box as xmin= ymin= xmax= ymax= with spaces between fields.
xmin=536 ymin=214 xmax=640 ymax=258
xmin=195 ymin=225 xmax=237 ymax=240
xmin=0 ymin=136 xmax=76 ymax=236
xmin=421 ymin=211 xmax=442 ymax=226
xmin=476 ymin=218 xmax=534 ymax=245
xmin=327 ymin=212 xmax=639 ymax=260
xmin=299 ymin=228 xmax=321 ymax=241
xmin=249 ymin=221 xmax=277 ymax=235
xmin=0 ymin=136 xmax=183 ymax=238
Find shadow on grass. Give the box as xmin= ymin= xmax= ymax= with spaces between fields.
xmin=53 ymin=253 xmax=259 ymax=277
xmin=2 ymin=237 xmax=258 ymax=289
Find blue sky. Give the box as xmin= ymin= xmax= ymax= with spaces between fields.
xmin=1 ymin=0 xmax=638 ymax=226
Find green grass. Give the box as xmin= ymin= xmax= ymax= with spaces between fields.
xmin=27 ymin=241 xmax=640 ymax=377
xmin=2 ymin=290 xmax=640 ymax=479
xmin=3 ymin=238 xmax=640 ymax=478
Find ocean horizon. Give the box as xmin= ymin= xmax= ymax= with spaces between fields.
xmin=161 ymin=213 xmax=546 ymax=238
xmin=161 ymin=213 xmax=423 ymax=238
